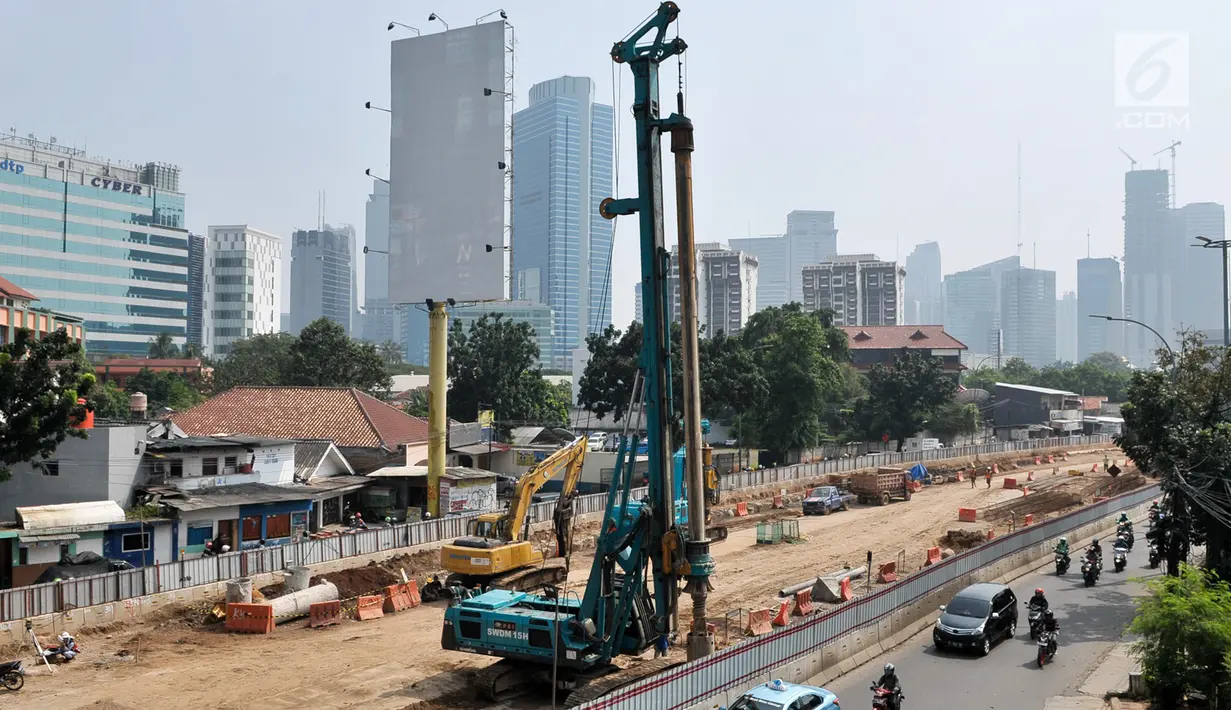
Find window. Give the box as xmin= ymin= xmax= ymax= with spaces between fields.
xmin=187 ymin=522 xmax=213 ymax=546
xmin=42 ymin=460 xmax=59 ymax=476
xmin=202 ymin=457 xmax=218 ymax=477
xmin=122 ymin=532 xmax=151 ymax=552
xmin=169 ymin=459 xmax=183 ymax=477
xmin=265 ymin=513 xmax=291 ymax=539
xmin=224 ymin=456 xmax=238 ymax=471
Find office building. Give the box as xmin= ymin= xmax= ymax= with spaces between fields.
xmin=942 ymin=255 xmax=1021 ymax=358
xmin=203 ymin=226 xmax=282 ymax=357
xmin=331 ymin=223 xmax=358 ymax=335
xmin=1077 ymin=257 xmax=1123 ymax=360
xmin=1057 ymin=290 xmax=1078 ymax=363
xmin=512 ymin=76 xmax=615 ymax=368
xmin=801 ymin=254 xmax=903 ymax=326
xmin=187 ymin=233 xmax=205 ymax=352
xmin=289 ymin=227 xmax=352 ymax=335
xmin=667 ymin=243 xmax=758 ymax=336
xmin=1000 ymin=266 xmax=1056 ymax=367
xmin=361 ymin=180 xmax=401 ymax=347
xmin=1122 ymin=169 xmax=1174 ymax=366
xmin=731 ymin=210 xmax=839 ymax=311
xmin=1177 ymin=202 xmax=1227 ymax=333
xmin=0 ymin=133 xmax=188 ymax=357
xmin=904 ymin=241 xmax=942 ymax=325
xmin=633 ymin=282 xmax=643 ymax=324
xmin=449 ymin=300 xmax=556 ymax=369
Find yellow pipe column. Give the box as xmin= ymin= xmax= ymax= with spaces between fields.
xmin=427 ymin=299 xmax=449 ymax=519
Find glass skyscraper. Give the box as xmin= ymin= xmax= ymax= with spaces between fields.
xmin=0 ymin=133 xmax=188 ymax=357
xmin=513 ymin=76 xmax=614 ymax=368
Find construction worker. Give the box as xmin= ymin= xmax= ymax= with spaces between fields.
xmin=985 ymin=468 xmax=993 ymax=488
xmin=970 ymin=470 xmax=976 ymax=489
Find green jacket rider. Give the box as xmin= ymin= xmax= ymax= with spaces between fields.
xmin=1055 ymin=537 xmax=1070 ymax=556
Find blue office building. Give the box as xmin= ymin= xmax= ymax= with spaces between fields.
xmin=513 ymin=76 xmax=614 ymax=368
xmin=0 ymin=133 xmax=189 ymax=357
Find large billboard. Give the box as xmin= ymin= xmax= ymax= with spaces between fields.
xmin=388 ymin=22 xmax=507 ymax=304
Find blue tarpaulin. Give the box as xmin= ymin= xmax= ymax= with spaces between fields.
xmin=909 ymin=463 xmax=928 ymax=481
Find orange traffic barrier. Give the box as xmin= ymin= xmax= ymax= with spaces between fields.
xmin=792 ymin=588 xmax=815 ymax=616
xmin=910 ymin=480 xmax=923 ymax=492
xmin=1021 ymin=486 xmax=1031 ymax=495
xmin=1091 ymin=463 xmax=1099 ymax=473
xmin=1047 ymin=454 xmax=1055 ymax=464
xmin=735 ymin=502 xmax=748 ymax=517
xmin=773 ymin=495 xmax=784 ymax=509
xmin=1023 ymin=514 xmax=1034 ymax=526
xmin=1003 ymin=477 xmax=1017 ymax=489
xmin=404 ymin=580 xmax=421 ymax=608
xmin=958 ymin=507 xmax=977 ymax=523
xmin=383 ymin=584 xmax=413 ymax=613
xmin=992 ymin=463 xmax=1000 ymax=474
xmin=986 ymin=528 xmax=996 ymax=540
xmin=226 ymin=603 xmax=275 ymax=634
xmin=956 ymin=471 xmax=964 ymax=482
xmin=925 ymin=546 xmax=942 ymax=566
xmin=356 ymin=595 xmax=385 ymax=621
xmin=877 ymin=561 xmax=898 ymax=583
xmin=745 ymin=608 xmax=773 ymax=636
xmin=1027 ymin=470 xmax=1035 ymax=482
xmin=308 ymin=600 xmax=342 ymax=628
xmin=771 ymin=600 xmax=790 ymax=627
xmin=1034 ymin=456 xmax=1041 ymax=465
xmin=839 ymin=577 xmax=853 ymax=602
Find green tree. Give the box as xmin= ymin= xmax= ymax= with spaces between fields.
xmin=699 ymin=332 xmax=767 ymax=424
xmin=0 ymin=329 xmax=95 ymax=482
xmin=89 ymin=380 xmax=132 ymax=419
xmin=927 ymin=400 xmax=982 ymax=445
xmin=147 ymin=332 xmax=180 ymax=359
xmin=449 ymin=313 xmax=565 ymax=433
xmin=1130 ymin=564 xmax=1231 ymax=707
xmin=577 ymin=321 xmax=648 ymax=424
xmin=290 ymin=319 xmax=390 ymax=391
xmin=378 ymin=340 xmax=404 ymax=365
xmin=749 ymin=310 xmax=844 ymax=453
xmin=124 ymin=369 xmax=206 ymax=411
xmin=402 ymin=388 xmax=429 ymax=418
xmin=211 ymin=332 xmax=297 ymax=390
xmin=862 ymin=348 xmax=957 ymax=451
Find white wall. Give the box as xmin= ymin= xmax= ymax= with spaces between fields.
xmin=158 ymin=443 xmax=296 ymax=490
xmin=77 ymin=536 xmax=104 ymax=556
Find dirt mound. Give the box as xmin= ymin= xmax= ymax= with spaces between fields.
xmin=311 ymin=562 xmax=401 ymax=599
xmin=939 ymin=529 xmax=988 ymax=550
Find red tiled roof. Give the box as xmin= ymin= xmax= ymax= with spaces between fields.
xmin=839 ymin=325 xmax=968 ymax=351
xmin=0 ymin=275 xmax=37 ymax=301
xmin=170 ymin=386 xmax=429 ymax=449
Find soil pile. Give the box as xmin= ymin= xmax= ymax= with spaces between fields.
xmin=939 ymin=529 xmax=988 ymax=550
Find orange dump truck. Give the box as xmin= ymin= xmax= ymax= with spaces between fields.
xmin=851 ymin=467 xmax=913 ymax=506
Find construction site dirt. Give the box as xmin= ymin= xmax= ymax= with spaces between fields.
xmin=1 ymin=449 xmax=1134 ymax=710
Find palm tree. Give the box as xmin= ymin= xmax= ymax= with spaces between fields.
xmin=148 ymin=332 xmax=180 ymax=359
xmin=379 ymin=340 xmax=404 ymax=365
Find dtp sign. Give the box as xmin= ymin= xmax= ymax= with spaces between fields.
xmin=0 ymin=159 xmax=25 ymax=175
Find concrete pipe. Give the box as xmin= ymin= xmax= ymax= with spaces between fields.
xmin=779 ymin=578 xmax=822 ymax=598
xmin=283 ymin=566 xmax=311 ymax=593
xmin=226 ymin=578 xmax=253 ymax=604
xmin=268 ymin=581 xmax=339 ymax=624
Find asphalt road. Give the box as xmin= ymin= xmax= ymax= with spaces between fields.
xmin=824 ymin=530 xmax=1161 ymax=709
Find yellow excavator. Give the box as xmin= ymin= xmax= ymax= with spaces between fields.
xmin=432 ymin=435 xmax=587 ymax=594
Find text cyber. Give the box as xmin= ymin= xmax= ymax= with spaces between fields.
xmin=90 ymin=176 xmax=144 ymax=195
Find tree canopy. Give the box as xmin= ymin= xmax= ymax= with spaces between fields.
xmin=123 ymin=369 xmax=205 ymax=412
xmin=963 ymin=353 xmax=1131 ymax=401
xmin=0 ymin=329 xmax=95 ymax=482
xmin=210 ymin=319 xmax=391 ymax=393
xmin=147 ymin=332 xmax=180 ymax=359
xmin=860 ymin=348 xmax=957 ymax=451
xmin=448 ymin=313 xmax=567 ymax=433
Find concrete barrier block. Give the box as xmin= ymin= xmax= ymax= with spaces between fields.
xmin=822 ymin=641 xmax=841 ymax=670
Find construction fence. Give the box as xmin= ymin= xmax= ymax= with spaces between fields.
xmin=575 ymin=481 xmax=1160 ymax=710
xmin=0 ymin=434 xmax=1113 ymax=623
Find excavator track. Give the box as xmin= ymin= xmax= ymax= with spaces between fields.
xmin=563 ymin=657 xmax=684 ymax=708
xmin=490 ymin=557 xmax=569 ymax=592
xmin=475 ymin=658 xmax=537 ymax=702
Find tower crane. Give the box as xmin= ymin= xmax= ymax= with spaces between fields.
xmin=1118 ymin=147 xmax=1138 ymax=172
xmin=1154 ymin=140 xmax=1181 ymax=208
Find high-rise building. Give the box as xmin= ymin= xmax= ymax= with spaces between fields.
xmin=667 ymin=243 xmax=758 ymax=337
xmin=1077 ymin=257 xmax=1123 ymax=360
xmin=512 ymin=76 xmax=614 ymax=369
xmin=0 ymin=133 xmax=188 ymax=357
xmin=730 ymin=210 xmax=839 ymax=311
xmin=203 ymin=225 xmax=282 ymax=357
xmin=289 ymin=228 xmax=352 ymax=335
xmin=449 ymin=300 xmax=556 ymax=369
xmin=1123 ymin=169 xmax=1175 ymax=365
xmin=1000 ymin=266 xmax=1056 ymax=367
xmin=942 ymin=255 xmax=1021 ymax=359
xmin=633 ymin=282 xmax=643 ymax=325
xmin=904 ymin=241 xmax=942 ymax=325
xmin=187 ymin=232 xmax=205 ymax=352
xmin=361 ymin=181 xmax=401 ymax=348
xmin=1056 ymin=290 xmax=1078 ymax=363
xmin=1176 ymin=202 xmax=1227 ymax=333
xmin=801 ymin=254 xmax=904 ymax=326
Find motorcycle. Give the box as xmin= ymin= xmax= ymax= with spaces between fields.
xmin=1148 ymin=541 xmax=1162 ymax=569
xmin=1117 ymin=527 xmax=1134 ymax=551
xmin=870 ymin=685 xmax=903 ymax=710
xmin=1054 ymin=551 xmax=1070 ymax=576
xmin=1113 ymin=545 xmax=1128 ymax=573
xmin=1036 ymin=630 xmax=1057 ymax=668
xmin=1081 ymin=557 xmax=1100 ymax=587
xmin=1026 ymin=602 xmax=1046 ymax=640
xmin=0 ymin=660 xmax=24 ymax=691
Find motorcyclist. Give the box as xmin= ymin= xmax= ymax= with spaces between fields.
xmin=1149 ymin=501 xmax=1161 ymax=518
xmin=874 ymin=663 xmax=903 ymax=710
xmin=1055 ymin=536 xmax=1070 ymax=560
xmin=1028 ymin=587 xmax=1049 ymax=612
xmin=1041 ymin=610 xmax=1059 ymax=655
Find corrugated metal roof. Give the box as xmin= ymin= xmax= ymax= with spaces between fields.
xmin=156 ymin=483 xmax=317 ymax=512
xmin=995 ymin=382 xmax=1079 ymax=397
xmin=293 ymin=440 xmax=354 ymax=482
xmin=146 ymin=435 xmax=295 ymax=451
xmin=452 ymin=442 xmax=511 ymax=456
xmin=367 ymin=465 xmax=495 ymax=481
xmin=19 ymin=533 xmax=81 ymax=543
xmin=16 ymin=501 xmax=126 ymax=531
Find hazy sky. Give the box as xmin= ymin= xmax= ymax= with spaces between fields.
xmin=4 ymin=1 xmax=1228 ymax=329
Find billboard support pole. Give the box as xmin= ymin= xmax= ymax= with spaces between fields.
xmin=427 ymin=299 xmax=449 ymax=519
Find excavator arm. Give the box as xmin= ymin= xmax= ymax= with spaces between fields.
xmin=551 ymin=437 xmax=589 ymax=559
xmin=497 ymin=436 xmax=587 ymax=542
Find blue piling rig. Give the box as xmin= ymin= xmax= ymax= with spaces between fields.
xmin=440 ymin=2 xmax=712 ymax=704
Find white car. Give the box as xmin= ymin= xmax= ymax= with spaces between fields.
xmin=586 ymin=432 xmax=608 ymax=451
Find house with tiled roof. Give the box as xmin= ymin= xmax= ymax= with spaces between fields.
xmin=169 ymin=387 xmax=429 ymax=471
xmin=838 ymin=325 xmax=968 ymax=376
xmin=0 ymin=274 xmax=84 ymax=349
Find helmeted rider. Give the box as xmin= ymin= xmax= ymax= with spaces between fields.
xmin=1149 ymin=501 xmax=1161 ymax=517
xmin=1028 ymin=587 xmax=1049 ymax=612
xmin=1055 ymin=536 xmax=1070 ymax=559
xmin=874 ymin=663 xmax=903 ymax=710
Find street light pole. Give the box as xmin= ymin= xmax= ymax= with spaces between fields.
xmin=1193 ymin=236 xmax=1230 ymax=346
xmin=1088 ymin=315 xmax=1175 ymax=364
